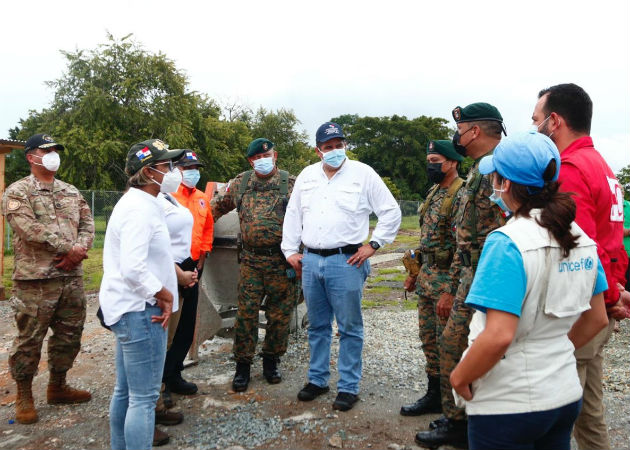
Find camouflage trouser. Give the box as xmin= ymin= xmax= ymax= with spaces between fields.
xmin=439 ymin=266 xmax=474 ymax=420
xmin=9 ymin=276 xmax=86 ymax=381
xmin=418 ymin=294 xmax=448 ymax=377
xmin=234 ymin=251 xmax=294 ymax=364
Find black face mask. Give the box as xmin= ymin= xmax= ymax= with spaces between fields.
xmin=427 ymin=162 xmax=446 ymax=184
xmin=452 ymin=131 xmax=468 ymax=156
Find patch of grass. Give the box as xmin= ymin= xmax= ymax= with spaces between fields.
xmin=378 ymin=268 xmax=403 ymax=275
xmin=362 ymin=299 xmax=399 ymax=309
xmin=389 ymin=273 xmax=407 ymax=282
xmin=364 ymin=286 xmax=392 ymax=294
xmin=403 ymin=299 xmax=418 ymax=310
xmin=369 ymin=275 xmax=388 ymax=283
xmin=391 ymin=234 xmax=419 ymax=246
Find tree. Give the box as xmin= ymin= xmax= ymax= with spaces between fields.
xmin=8 ymin=34 xmax=239 ymax=190
xmin=330 ymin=114 xmax=452 ymax=200
xmin=617 ymin=164 xmax=630 ymax=200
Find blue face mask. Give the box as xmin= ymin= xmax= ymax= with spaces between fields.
xmin=322 ymin=148 xmax=346 ymax=168
xmin=181 ymin=169 xmax=200 ymax=188
xmin=253 ymin=156 xmax=274 ymax=175
xmin=489 ymin=182 xmax=511 ymax=213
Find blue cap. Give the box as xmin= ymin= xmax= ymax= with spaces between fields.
xmin=479 ymin=130 xmax=561 ymax=188
xmin=316 ymin=122 xmax=345 ymax=144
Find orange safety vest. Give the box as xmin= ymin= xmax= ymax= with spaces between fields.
xmin=171 ymin=185 xmax=214 ymax=260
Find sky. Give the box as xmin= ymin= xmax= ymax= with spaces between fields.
xmin=1 ymin=0 xmax=628 ymax=172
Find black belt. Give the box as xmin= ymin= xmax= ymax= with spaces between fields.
xmin=306 ymin=244 xmax=362 ymax=257
xmin=242 ymin=243 xmax=282 ymax=256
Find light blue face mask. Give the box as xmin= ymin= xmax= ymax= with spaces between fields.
xmin=489 ymin=182 xmax=511 ymax=213
xmin=253 ymin=156 xmax=274 ymax=175
xmin=182 ymin=169 xmax=200 ymax=188
xmin=322 ymin=148 xmax=346 ymax=168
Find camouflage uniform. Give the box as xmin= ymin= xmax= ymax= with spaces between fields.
xmin=211 ymin=169 xmax=296 ymax=364
xmin=416 ymin=182 xmax=462 ymax=378
xmin=440 ymin=162 xmax=504 ymax=420
xmin=1 ymin=175 xmax=94 ymax=381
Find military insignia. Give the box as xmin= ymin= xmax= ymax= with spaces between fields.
xmin=153 ymin=140 xmax=167 ymax=150
xmin=7 ymin=199 xmax=21 ymax=211
xmin=136 ymin=147 xmax=152 ymax=161
xmin=429 ymin=142 xmax=434 ymax=150
xmin=452 ymin=107 xmax=461 ymax=121
xmin=262 ymin=143 xmax=268 ymax=151
xmin=43 ymin=135 xmax=53 ymax=142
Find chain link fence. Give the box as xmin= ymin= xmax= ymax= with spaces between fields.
xmin=4 ymin=193 xmax=421 ymax=254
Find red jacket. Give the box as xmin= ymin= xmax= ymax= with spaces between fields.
xmin=172 ymin=185 xmax=214 ymax=261
xmin=558 ymin=136 xmax=627 ymax=306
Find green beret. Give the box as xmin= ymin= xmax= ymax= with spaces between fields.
xmin=427 ymin=140 xmax=463 ymax=162
xmin=246 ymin=138 xmax=274 ymax=158
xmin=452 ymin=102 xmax=506 ymax=135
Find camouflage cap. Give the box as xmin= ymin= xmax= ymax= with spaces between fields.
xmin=125 ymin=139 xmax=184 ymax=175
xmin=24 ymin=133 xmax=65 ymax=152
xmin=427 ymin=140 xmax=463 ymax=162
xmin=246 ymin=138 xmax=274 ymax=158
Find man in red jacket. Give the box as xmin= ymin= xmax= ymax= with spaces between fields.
xmin=532 ymin=83 xmax=629 ymax=450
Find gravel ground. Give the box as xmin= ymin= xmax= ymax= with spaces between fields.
xmin=0 ymin=291 xmax=629 ymax=449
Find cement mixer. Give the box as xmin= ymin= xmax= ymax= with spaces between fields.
xmin=188 ymin=182 xmax=307 ymax=361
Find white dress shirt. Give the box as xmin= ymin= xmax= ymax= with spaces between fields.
xmin=159 ymin=193 xmax=194 ymax=264
xmin=99 ymin=188 xmax=179 ymax=326
xmin=282 ymin=159 xmax=401 ymax=258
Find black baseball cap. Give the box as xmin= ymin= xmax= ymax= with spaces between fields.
xmin=24 ymin=133 xmax=65 ymax=152
xmin=175 ymin=150 xmax=206 ymax=168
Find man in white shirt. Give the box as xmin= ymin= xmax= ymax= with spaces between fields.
xmin=282 ymin=122 xmax=401 ymax=411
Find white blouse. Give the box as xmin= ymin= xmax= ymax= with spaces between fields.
xmin=99 ymin=188 xmax=179 ymax=326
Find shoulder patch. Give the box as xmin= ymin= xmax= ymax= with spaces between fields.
xmin=7 ymin=199 xmax=21 ymax=211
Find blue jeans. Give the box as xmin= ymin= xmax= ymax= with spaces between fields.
xmin=301 ymin=251 xmax=370 ymax=395
xmin=468 ymin=399 xmax=582 ymax=450
xmin=109 ymin=305 xmax=166 ymax=450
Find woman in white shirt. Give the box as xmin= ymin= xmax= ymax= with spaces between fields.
xmin=449 ymin=131 xmax=609 ymax=450
xmin=99 ymin=139 xmax=184 ymax=450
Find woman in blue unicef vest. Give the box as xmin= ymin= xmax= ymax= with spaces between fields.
xmin=449 ymin=130 xmax=609 ymax=450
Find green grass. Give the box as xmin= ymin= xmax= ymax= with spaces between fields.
xmin=403 ymin=299 xmax=418 ymax=310
xmin=362 ymin=299 xmax=398 ymax=309
xmin=2 ymin=247 xmax=104 ymax=293
xmin=370 ymin=215 xmax=419 ymax=231
xmin=364 ymin=286 xmax=391 ymax=294
xmin=377 ymin=268 xmax=402 ymax=275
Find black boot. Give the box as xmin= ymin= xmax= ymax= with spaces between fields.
xmin=400 ymin=375 xmax=441 ymax=416
xmin=262 ymin=356 xmax=282 ymax=384
xmin=415 ymin=418 xmax=468 ymax=449
xmin=232 ymin=362 xmax=250 ymax=392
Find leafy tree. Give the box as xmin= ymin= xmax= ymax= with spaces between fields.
xmin=9 ymin=34 xmax=235 ymax=190
xmin=331 ymin=114 xmax=452 ymax=200
xmin=617 ymin=164 xmax=630 ymax=200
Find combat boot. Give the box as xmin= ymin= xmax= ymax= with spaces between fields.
xmin=232 ymin=362 xmax=250 ymax=392
xmin=15 ymin=377 xmax=38 ymax=424
xmin=400 ymin=375 xmax=441 ymax=416
xmin=47 ymin=371 xmax=91 ymax=404
xmin=415 ymin=418 xmax=468 ymax=449
xmin=262 ymin=355 xmax=282 ymax=384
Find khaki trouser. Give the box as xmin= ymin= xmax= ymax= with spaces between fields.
xmin=573 ymin=317 xmax=615 ymax=450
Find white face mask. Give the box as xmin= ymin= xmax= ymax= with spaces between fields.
xmin=31 ymin=151 xmax=61 ymax=172
xmin=150 ymin=167 xmax=182 ymax=193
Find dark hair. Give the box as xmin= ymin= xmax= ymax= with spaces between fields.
xmin=496 ymin=160 xmax=578 ymax=257
xmin=538 ymin=83 xmax=592 ymax=134
xmin=471 ymin=120 xmax=503 ymax=138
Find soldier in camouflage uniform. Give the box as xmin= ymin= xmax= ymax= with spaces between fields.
xmin=400 ymin=140 xmax=463 ymax=418
xmin=1 ymin=134 xmax=95 ymax=425
xmin=211 ymin=138 xmax=296 ymax=392
xmin=415 ymin=104 xmax=506 ymax=449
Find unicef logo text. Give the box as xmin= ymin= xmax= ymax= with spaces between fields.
xmin=558 ymin=257 xmax=594 ymax=273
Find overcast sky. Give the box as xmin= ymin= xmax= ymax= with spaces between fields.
xmin=1 ymin=0 xmax=628 ymax=171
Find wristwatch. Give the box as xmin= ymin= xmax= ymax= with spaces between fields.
xmin=369 ymin=241 xmax=380 ymax=250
